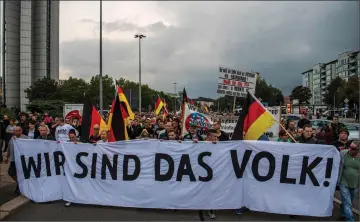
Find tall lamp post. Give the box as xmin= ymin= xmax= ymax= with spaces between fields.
xmin=135 ymin=34 xmax=146 ymax=114
xmin=173 ymin=82 xmax=177 ymax=112
xmin=99 ymin=0 xmax=103 ymax=115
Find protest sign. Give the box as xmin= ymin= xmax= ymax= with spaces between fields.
xmin=181 ymin=104 xmax=213 ymax=136
xmin=264 ymin=106 xmax=281 ymax=138
xmin=217 ymin=67 xmax=257 ymax=98
xmin=15 ymin=139 xmax=339 ymax=216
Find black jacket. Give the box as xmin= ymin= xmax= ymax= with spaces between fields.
xmin=295 ymin=135 xmax=319 ymax=144
xmin=36 ymin=134 xmax=56 ymax=141
xmin=218 ymin=130 xmax=229 ymax=141
xmin=332 ymin=140 xmax=352 ymax=151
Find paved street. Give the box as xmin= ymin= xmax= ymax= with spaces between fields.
xmin=0 ymin=158 xmax=18 ymax=207
xmin=4 ymin=200 xmax=359 ymax=221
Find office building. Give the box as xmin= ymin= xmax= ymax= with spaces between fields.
xmin=0 ymin=1 xmax=59 ymax=111
xmin=301 ymin=51 xmax=359 ymax=105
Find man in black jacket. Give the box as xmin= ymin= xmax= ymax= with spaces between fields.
xmin=294 ymin=124 xmax=318 ymax=144
xmin=332 ymin=128 xmax=351 ymax=151
xmin=297 ymin=113 xmax=311 ymax=129
xmin=212 ymin=120 xmax=229 ymax=141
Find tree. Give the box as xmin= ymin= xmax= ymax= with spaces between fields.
xmin=289 ymin=86 xmax=312 ymax=104
xmin=86 ymin=75 xmax=115 ymax=109
xmin=58 ymin=77 xmax=89 ymax=103
xmin=344 ymin=76 xmax=359 ymax=106
xmin=25 ymin=77 xmax=59 ymax=102
xmin=322 ymin=77 xmax=346 ymax=107
xmin=255 ymin=78 xmax=284 ymax=106
xmin=26 ymin=100 xmax=64 ymax=118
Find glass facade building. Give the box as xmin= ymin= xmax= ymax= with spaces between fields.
xmin=0 ymin=0 xmax=59 ymax=110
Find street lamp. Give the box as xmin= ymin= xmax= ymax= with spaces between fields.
xmin=134 ymin=34 xmax=146 ymax=114
xmin=99 ymin=0 xmax=103 ymax=115
xmin=173 ymin=82 xmax=177 ymax=112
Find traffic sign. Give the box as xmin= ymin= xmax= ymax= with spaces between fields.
xmin=344 ymin=98 xmax=349 ymax=103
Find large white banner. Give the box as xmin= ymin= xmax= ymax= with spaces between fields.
xmin=14 ymin=139 xmax=339 ymax=217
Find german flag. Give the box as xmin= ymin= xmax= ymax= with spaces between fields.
xmin=109 ymin=93 xmax=129 ymax=141
xmin=154 ymin=96 xmax=164 ymax=115
xmin=232 ymin=92 xmax=275 ymax=140
xmin=204 ymin=105 xmax=209 ymax=113
xmin=117 ymin=86 xmax=134 ymax=120
xmin=162 ymin=99 xmax=169 ymax=119
xmin=80 ymin=96 xmax=108 ymax=142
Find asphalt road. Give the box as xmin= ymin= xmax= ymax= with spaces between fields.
xmin=5 ymin=200 xmax=359 ymax=221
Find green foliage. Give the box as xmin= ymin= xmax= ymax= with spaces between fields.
xmin=344 ymin=76 xmax=359 ymax=105
xmin=25 ymin=77 xmax=59 ymax=102
xmin=289 ymin=85 xmax=312 ymax=104
xmin=0 ymin=107 xmax=15 ymax=119
xmin=255 ymin=78 xmax=284 ymax=106
xmin=322 ymin=77 xmax=346 ymax=107
xmin=58 ymin=77 xmax=89 ymax=103
xmin=26 ymin=100 xmax=64 ymax=117
xmin=24 ymin=75 xmax=285 ymax=114
xmin=86 ymin=75 xmax=115 ymax=108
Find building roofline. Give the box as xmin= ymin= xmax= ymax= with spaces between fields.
xmin=325 ymin=59 xmax=337 ymax=65
xmin=301 ymin=69 xmax=313 ymax=74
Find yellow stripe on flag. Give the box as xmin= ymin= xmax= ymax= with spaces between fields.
xmin=155 ymin=101 xmax=164 ymax=116
xmin=244 ymin=111 xmax=275 ymax=140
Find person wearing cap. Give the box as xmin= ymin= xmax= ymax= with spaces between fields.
xmin=182 ymin=123 xmax=204 ymax=142
xmin=332 ymin=128 xmax=352 ymax=152
xmin=337 ymin=141 xmax=360 ymax=221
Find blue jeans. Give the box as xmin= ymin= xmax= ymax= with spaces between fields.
xmin=339 ymin=183 xmax=356 ymax=221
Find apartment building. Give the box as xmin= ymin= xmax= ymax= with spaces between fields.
xmin=301 ymin=51 xmax=359 ymax=105
xmin=0 ymin=1 xmax=59 ymax=110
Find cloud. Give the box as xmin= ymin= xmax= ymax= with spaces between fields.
xmin=79 ymin=19 xmax=169 ymax=33
xmin=59 ymin=1 xmax=359 ymax=99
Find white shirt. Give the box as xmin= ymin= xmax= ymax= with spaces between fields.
xmin=97 ymin=139 xmax=108 ymax=144
xmin=55 ymin=124 xmax=78 ymax=142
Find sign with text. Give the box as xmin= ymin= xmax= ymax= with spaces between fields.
xmin=217 ymin=67 xmax=257 ymax=97
xmin=15 ymin=139 xmax=338 ymax=216
xmin=264 ymin=106 xmax=281 ymax=138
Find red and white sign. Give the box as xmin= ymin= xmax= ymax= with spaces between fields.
xmin=217 ymin=67 xmax=257 ymax=97
xmin=63 ymin=104 xmax=83 ymax=123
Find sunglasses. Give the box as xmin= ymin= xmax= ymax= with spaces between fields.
xmin=93 ymin=128 xmax=100 ymax=130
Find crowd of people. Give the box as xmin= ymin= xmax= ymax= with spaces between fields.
xmin=0 ymin=110 xmax=358 ymax=221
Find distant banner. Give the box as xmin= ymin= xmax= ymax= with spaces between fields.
xmin=210 ymin=106 xmax=281 ymax=139
xmin=15 ymin=139 xmax=339 ymax=216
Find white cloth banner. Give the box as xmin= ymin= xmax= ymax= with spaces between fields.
xmin=14 ymin=139 xmax=339 ymax=217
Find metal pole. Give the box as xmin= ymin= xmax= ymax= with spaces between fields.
xmin=99 ymin=0 xmax=103 ymax=115
xmin=138 ymin=37 xmax=141 ymax=114
xmin=173 ymin=82 xmax=177 ymax=112
xmin=233 ymin=96 xmax=236 ymax=112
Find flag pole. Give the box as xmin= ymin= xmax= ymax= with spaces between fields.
xmin=249 ymin=92 xmax=298 ymax=143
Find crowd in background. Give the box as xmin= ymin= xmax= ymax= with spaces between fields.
xmin=0 ymin=110 xmax=358 ymax=221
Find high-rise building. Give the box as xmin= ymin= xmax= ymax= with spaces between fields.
xmin=0 ymin=1 xmax=59 ymax=110
xmin=301 ymin=51 xmax=359 ymax=105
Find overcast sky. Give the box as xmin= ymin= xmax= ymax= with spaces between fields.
xmin=59 ymin=1 xmax=359 ymax=98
